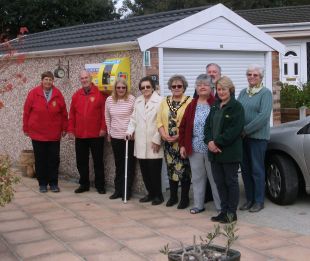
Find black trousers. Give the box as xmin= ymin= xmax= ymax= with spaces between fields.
xmin=111 ymin=138 xmax=135 ymax=196
xmin=75 ymin=137 xmax=105 ymax=189
xmin=32 ymin=140 xmax=60 ymax=186
xmin=211 ymin=162 xmax=240 ymax=214
xmin=139 ymin=158 xmax=163 ymax=198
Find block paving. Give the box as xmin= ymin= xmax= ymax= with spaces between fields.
xmin=1 ymin=174 xmax=310 ymax=260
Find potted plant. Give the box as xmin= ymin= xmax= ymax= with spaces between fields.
xmin=0 ymin=155 xmax=20 ymax=207
xmin=160 ymin=218 xmax=240 ymax=261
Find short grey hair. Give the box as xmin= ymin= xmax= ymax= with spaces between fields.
xmin=167 ymin=74 xmax=188 ymax=91
xmin=195 ymin=74 xmax=212 ymax=88
xmin=246 ymin=64 xmax=264 ymax=79
xmin=206 ymin=63 xmax=222 ymax=74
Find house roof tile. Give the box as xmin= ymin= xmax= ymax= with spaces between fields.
xmin=6 ymin=5 xmax=310 ymax=53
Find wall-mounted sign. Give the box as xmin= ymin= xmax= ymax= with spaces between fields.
xmin=150 ymin=74 xmax=159 ymax=84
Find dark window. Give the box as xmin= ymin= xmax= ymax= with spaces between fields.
xmin=294 ymin=63 xmax=298 ymax=75
xmin=285 ymin=51 xmax=297 ymax=57
xmin=284 ymin=63 xmax=288 ymax=75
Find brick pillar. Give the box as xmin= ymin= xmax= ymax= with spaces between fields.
xmin=145 ymin=47 xmax=159 ymax=76
xmin=272 ymin=51 xmax=281 ymax=125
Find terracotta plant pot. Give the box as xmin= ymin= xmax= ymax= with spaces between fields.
xmin=19 ymin=150 xmax=35 ymax=178
xmin=168 ymin=245 xmax=241 ymax=261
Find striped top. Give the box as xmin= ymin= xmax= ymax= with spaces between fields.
xmin=237 ymin=87 xmax=272 ymax=140
xmin=105 ymin=94 xmax=135 ymax=139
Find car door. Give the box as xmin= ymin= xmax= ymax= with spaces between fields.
xmin=300 ymin=122 xmax=310 ymax=189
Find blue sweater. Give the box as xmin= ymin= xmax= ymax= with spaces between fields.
xmin=237 ymin=87 xmax=272 ymax=140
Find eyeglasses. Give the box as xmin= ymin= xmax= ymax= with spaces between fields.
xmin=247 ymin=73 xmax=259 ymax=77
xmin=116 ymin=86 xmax=126 ymax=90
xmin=140 ymin=85 xmax=152 ymax=90
xmin=171 ymin=85 xmax=183 ymax=89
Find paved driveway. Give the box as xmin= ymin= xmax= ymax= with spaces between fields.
xmin=1 ymin=174 xmax=310 ymax=260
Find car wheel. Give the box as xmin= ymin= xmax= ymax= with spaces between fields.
xmin=266 ymin=153 xmax=299 ymax=205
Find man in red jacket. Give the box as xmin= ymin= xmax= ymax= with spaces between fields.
xmin=68 ymin=70 xmax=107 ymax=194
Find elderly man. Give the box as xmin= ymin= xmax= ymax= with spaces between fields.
xmin=206 ymin=63 xmax=222 ymax=92
xmin=68 ymin=70 xmax=107 ymax=194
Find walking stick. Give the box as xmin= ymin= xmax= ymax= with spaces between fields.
xmin=124 ymin=139 xmax=129 ymax=204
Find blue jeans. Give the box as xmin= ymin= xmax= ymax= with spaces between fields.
xmin=241 ymin=138 xmax=268 ymax=204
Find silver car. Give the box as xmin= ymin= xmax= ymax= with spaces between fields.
xmin=265 ymin=116 xmax=310 ymax=205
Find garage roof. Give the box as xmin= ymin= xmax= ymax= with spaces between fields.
xmin=5 ymin=4 xmax=310 ymax=53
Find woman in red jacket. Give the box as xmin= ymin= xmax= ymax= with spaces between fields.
xmin=23 ymin=71 xmax=68 ymax=193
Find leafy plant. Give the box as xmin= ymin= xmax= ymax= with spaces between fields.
xmin=160 ymin=219 xmax=239 ymax=261
xmin=221 ymin=217 xmax=239 ymax=256
xmin=0 ymin=155 xmax=20 ymax=207
xmin=280 ymin=82 xmax=310 ymax=108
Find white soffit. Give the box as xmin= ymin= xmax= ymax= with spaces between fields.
xmin=138 ymin=3 xmax=285 ymax=54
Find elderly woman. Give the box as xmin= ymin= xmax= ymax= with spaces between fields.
xmin=23 ymin=71 xmax=68 ymax=193
xmin=157 ymin=75 xmax=192 ymax=209
xmin=105 ymin=78 xmax=135 ymax=200
xmin=179 ymin=74 xmax=221 ymax=214
xmin=126 ymin=76 xmax=164 ymax=205
xmin=205 ymin=76 xmax=244 ymax=223
xmin=238 ymin=65 xmax=273 ymax=213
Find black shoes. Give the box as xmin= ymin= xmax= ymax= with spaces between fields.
xmin=211 ymin=212 xmax=237 ymax=223
xmin=152 ymin=196 xmax=164 ymax=205
xmin=177 ymin=197 xmax=189 ymax=209
xmin=239 ymin=201 xmax=253 ymax=211
xmin=97 ymin=188 xmax=106 ymax=194
xmin=109 ymin=192 xmax=122 ymax=199
xmin=39 ymin=185 xmax=48 ymax=193
xmin=249 ymin=203 xmax=264 ymax=212
xmin=239 ymin=201 xmax=264 ymax=212
xmin=74 ymin=186 xmax=89 ymax=193
xmin=139 ymin=195 xmax=153 ymax=203
xmin=211 ymin=212 xmax=226 ymax=222
xmin=50 ymin=185 xmax=60 ymax=193
xmin=166 ymin=197 xmax=178 ymax=207
xmin=140 ymin=195 xmax=164 ymax=205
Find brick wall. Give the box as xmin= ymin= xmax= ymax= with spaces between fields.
xmin=272 ymin=51 xmax=281 ymax=125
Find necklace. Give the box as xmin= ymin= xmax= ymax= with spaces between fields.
xmin=166 ymin=96 xmax=189 ymax=118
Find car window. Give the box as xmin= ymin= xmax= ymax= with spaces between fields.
xmin=297 ymin=123 xmax=310 ymax=134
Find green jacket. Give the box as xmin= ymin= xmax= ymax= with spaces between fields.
xmin=204 ymin=96 xmax=245 ymax=163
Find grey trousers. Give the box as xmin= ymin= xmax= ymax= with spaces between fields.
xmin=188 ymin=152 xmax=221 ymax=210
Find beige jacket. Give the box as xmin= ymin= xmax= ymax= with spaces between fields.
xmin=127 ymin=91 xmax=164 ymax=159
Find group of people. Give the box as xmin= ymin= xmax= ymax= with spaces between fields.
xmin=23 ymin=62 xmax=272 ymax=223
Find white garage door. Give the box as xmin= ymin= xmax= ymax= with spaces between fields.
xmin=161 ymin=48 xmax=266 ymax=97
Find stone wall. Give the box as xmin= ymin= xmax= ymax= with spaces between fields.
xmin=0 ymin=49 xmax=147 ymax=193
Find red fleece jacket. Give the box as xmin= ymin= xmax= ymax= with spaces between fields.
xmin=179 ymin=95 xmax=215 ymax=156
xmin=23 ymin=85 xmax=68 ymax=141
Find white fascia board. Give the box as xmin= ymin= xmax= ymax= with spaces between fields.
xmin=138 ymin=3 xmax=285 ymax=54
xmin=268 ymin=31 xmax=310 ymax=39
xmin=258 ymin=22 xmax=310 ymax=32
xmin=13 ymin=41 xmax=139 ymax=59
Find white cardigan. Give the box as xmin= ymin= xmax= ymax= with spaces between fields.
xmin=127 ymin=91 xmax=164 ymax=159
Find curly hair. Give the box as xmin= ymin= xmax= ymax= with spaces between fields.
xmin=167 ymin=74 xmax=188 ymax=91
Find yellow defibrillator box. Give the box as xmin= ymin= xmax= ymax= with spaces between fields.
xmin=97 ymin=57 xmax=131 ymax=93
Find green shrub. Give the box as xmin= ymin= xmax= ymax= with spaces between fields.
xmin=0 ymin=155 xmax=20 ymax=207
xmin=280 ymin=82 xmax=310 ymax=108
